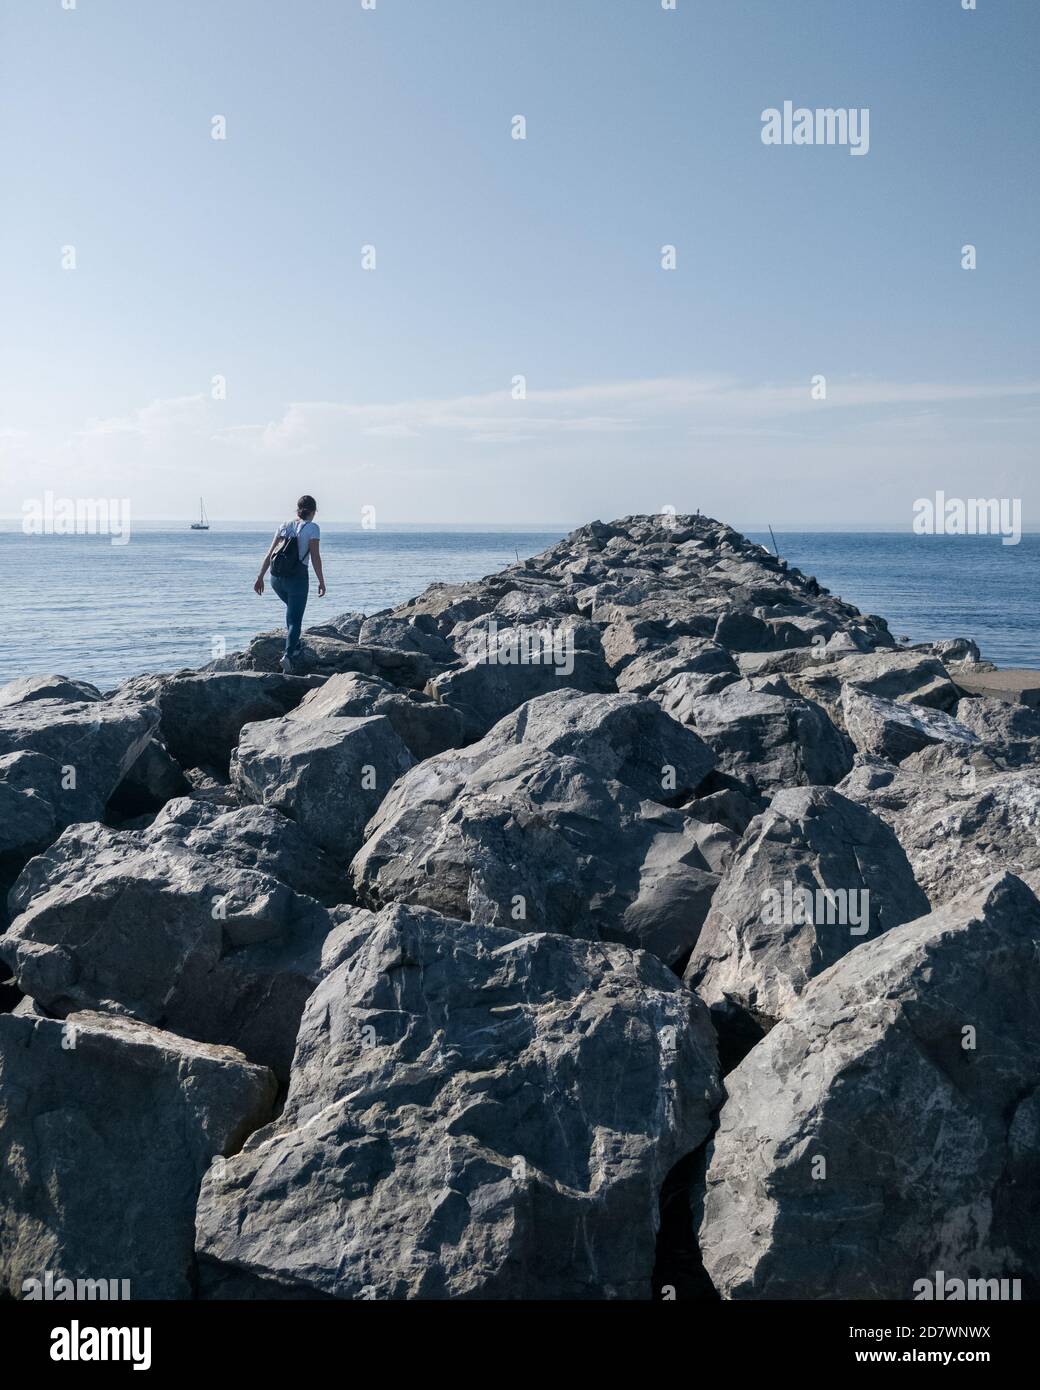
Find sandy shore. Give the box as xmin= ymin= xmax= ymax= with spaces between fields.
xmin=955 ymin=668 xmax=1040 ymax=707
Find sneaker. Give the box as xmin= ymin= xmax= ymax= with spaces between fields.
xmin=279 ymin=653 xmax=295 ymax=674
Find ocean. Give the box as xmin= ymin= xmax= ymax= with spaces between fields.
xmin=1 ymin=523 xmax=1036 ymax=691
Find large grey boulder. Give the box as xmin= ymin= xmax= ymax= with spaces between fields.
xmin=357 ymin=613 xmax=456 ymax=663
xmin=713 ymin=610 xmax=776 ymax=652
xmin=390 ymin=580 xmax=502 ymax=634
xmin=790 ymin=651 xmax=960 ymax=718
xmin=601 ymin=615 xmax=713 ymax=671
xmin=916 ymin=636 xmax=982 ymax=667
xmin=0 ymin=1010 xmax=274 ymax=1300
xmin=0 ymin=751 xmax=99 ymax=878
xmin=148 ymin=796 xmax=347 ymax=906
xmin=288 ymin=671 xmax=464 ymax=761
xmin=954 ymin=695 xmax=1040 ymax=766
xmin=659 ymin=679 xmax=853 ymax=795
xmin=841 ymin=684 xmax=980 ymax=763
xmin=351 ymin=689 xmax=721 ymax=964
xmin=616 ymin=638 xmax=738 ymax=698
xmin=232 ymin=712 xmax=414 ymax=861
xmin=195 ymin=904 xmax=722 ymax=1300
xmin=0 ymin=675 xmax=102 ymax=708
xmin=698 ymin=874 xmax=1040 ymax=1299
xmin=220 ymin=632 xmax=433 ymax=689
xmin=0 ymin=810 xmax=333 ymax=1080
xmin=840 ymin=754 xmax=1040 ymax=907
xmin=491 ymin=585 xmax=580 ymax=625
xmin=154 ymin=671 xmax=322 ymax=773
xmin=428 ymin=620 xmax=616 ymax=740
xmin=685 ymin=786 xmax=930 ymax=1045
xmin=0 ymin=695 xmax=158 ymax=813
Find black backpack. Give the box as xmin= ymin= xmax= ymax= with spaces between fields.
xmin=270 ymin=522 xmax=306 ymax=580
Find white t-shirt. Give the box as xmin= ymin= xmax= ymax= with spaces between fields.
xmin=279 ymin=519 xmax=320 ymax=565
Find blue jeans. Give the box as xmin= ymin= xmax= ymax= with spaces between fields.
xmin=271 ymin=570 xmax=309 ymax=659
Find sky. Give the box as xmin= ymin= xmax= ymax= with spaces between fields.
xmin=1 ymin=0 xmax=1037 ymax=528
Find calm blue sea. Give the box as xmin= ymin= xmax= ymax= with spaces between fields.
xmin=0 ymin=524 xmax=1036 ymax=690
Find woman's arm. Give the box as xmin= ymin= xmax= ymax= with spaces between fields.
xmin=254 ymin=531 xmax=281 ymax=594
xmin=309 ymin=539 xmax=326 ymax=597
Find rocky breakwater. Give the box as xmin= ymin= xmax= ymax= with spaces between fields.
xmin=1 ymin=513 xmax=1036 ymax=1300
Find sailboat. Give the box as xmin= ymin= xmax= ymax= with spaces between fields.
xmin=190 ymin=498 xmax=210 ymax=531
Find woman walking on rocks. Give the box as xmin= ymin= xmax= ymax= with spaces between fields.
xmin=254 ymin=495 xmax=327 ymax=672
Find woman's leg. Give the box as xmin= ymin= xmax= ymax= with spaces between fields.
xmin=284 ymin=572 xmax=309 ymax=657
xmin=270 ymin=576 xmax=292 ymax=657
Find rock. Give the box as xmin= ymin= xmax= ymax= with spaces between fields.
xmin=491 ymin=586 xmax=579 ymax=624
xmin=0 ymin=695 xmax=159 ymax=861
xmin=954 ymin=695 xmax=1040 ymax=766
xmin=917 ymin=637 xmax=981 ymax=666
xmin=232 ymin=712 xmax=414 ymax=861
xmin=184 ymin=765 xmax=240 ymax=807
xmin=0 ymin=675 xmax=102 ymax=708
xmin=735 ymin=648 xmax=837 ymax=679
xmin=357 ymin=614 xmax=456 ymax=663
xmin=288 ymin=672 xmax=464 ymax=761
xmin=390 ymin=581 xmax=501 ymax=633
xmin=840 ymin=756 xmax=1040 ymax=907
xmin=601 ymin=616 xmax=712 ymax=671
xmin=318 ymin=905 xmax=380 ymax=975
xmin=0 ymin=695 xmax=158 ymax=804
xmin=821 ymin=627 xmax=876 ymax=656
xmin=325 ymin=611 xmax=365 ymax=641
xmin=148 ymin=796 xmax=347 ymax=906
xmin=352 ymin=689 xmax=720 ymax=964
xmin=683 ymin=784 xmax=761 ymax=837
xmin=195 ymin=903 xmax=722 ymax=1300
xmin=790 ymin=651 xmax=960 ymax=718
xmin=220 ymin=632 xmax=434 ymax=689
xmin=616 ymin=639 xmax=738 ymax=698
xmin=712 ymin=611 xmax=776 ymax=652
xmin=0 ymin=812 xmax=333 ymax=1080
xmin=763 ymin=613 xmax=838 ymax=649
xmin=697 ymin=874 xmax=1040 ymax=1299
xmin=0 ymin=751 xmax=98 ymax=880
xmin=618 ymin=817 xmax=738 ymax=964
xmin=156 ymin=671 xmax=323 ymax=773
xmin=427 ymin=621 xmax=616 ymax=741
xmin=841 ymin=685 xmax=980 ymax=762
xmin=0 ymin=1009 xmax=274 ymax=1300
xmin=107 ymin=736 xmax=189 ymax=819
xmin=5 ymin=511 xmax=1032 ymax=1304
xmin=660 ymin=679 xmax=853 ymax=795
xmin=684 ymin=786 xmax=930 ymax=1048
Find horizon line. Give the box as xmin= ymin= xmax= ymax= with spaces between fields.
xmin=3 ymin=517 xmax=1040 ymax=535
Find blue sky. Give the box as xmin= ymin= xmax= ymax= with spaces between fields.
xmin=1 ymin=0 xmax=1037 ymax=526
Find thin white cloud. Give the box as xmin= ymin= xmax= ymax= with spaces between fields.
xmin=3 ymin=374 xmax=1038 ymax=522
xmin=218 ymin=374 xmax=1040 ymax=454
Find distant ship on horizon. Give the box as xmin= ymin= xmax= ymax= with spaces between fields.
xmin=190 ymin=498 xmax=210 ymax=531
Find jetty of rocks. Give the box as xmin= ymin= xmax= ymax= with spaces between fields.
xmin=1 ymin=514 xmax=1037 ymax=1300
